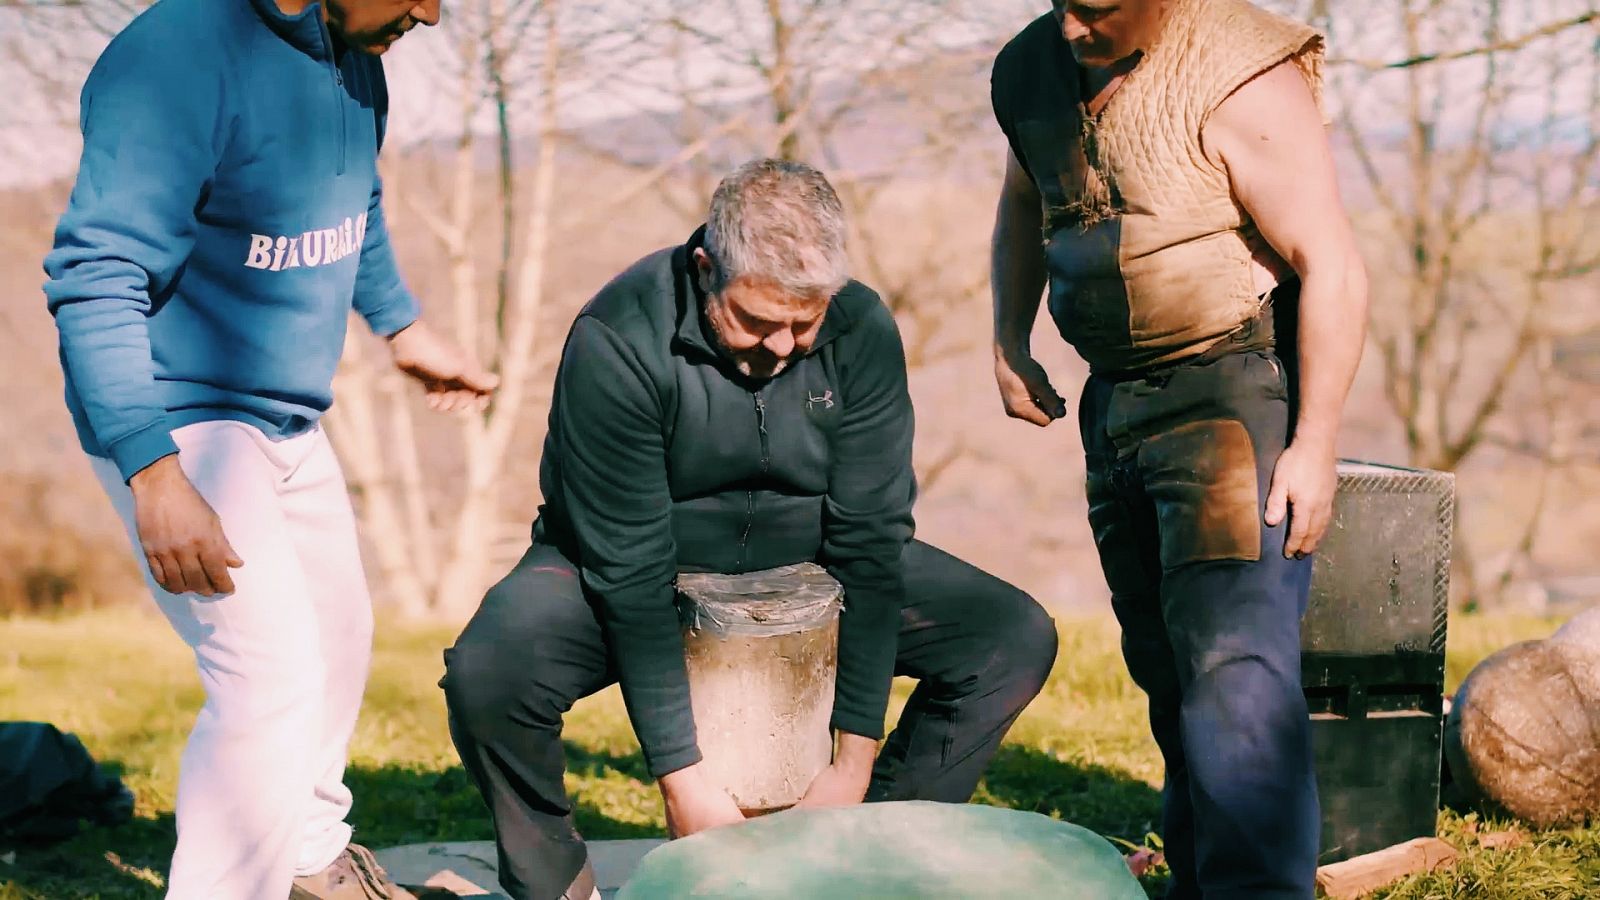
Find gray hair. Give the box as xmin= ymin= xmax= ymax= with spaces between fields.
xmin=703 ymin=158 xmax=849 ymax=300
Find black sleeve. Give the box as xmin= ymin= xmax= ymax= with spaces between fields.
xmin=552 ymin=316 xmax=700 ymax=777
xmin=820 ymin=299 xmax=917 ymax=739
xmin=991 ymin=33 xmax=1035 ymax=182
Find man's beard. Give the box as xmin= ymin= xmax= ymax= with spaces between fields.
xmin=732 ymin=352 xmax=787 ymax=379
xmin=328 ymin=6 xmax=413 ymax=51
xmin=706 ymin=307 xmax=788 ymax=379
xmin=353 ymin=20 xmax=410 ymax=48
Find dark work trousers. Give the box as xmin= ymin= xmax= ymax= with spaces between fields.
xmin=439 ymin=539 xmax=1058 ymax=900
xmin=1079 ymin=348 xmax=1318 ymax=900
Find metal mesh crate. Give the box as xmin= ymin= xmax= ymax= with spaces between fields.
xmin=1302 ymin=460 xmax=1455 ymax=863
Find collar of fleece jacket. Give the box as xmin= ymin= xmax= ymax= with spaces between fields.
xmin=668 ymin=224 xmax=857 ymax=375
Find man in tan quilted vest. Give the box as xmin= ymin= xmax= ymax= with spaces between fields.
xmin=989 ymin=1 xmax=1368 ymax=896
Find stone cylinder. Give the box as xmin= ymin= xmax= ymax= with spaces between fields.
xmin=676 ymin=563 xmax=843 ymax=814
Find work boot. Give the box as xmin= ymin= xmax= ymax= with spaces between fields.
xmin=289 ymin=842 xmax=417 ymax=900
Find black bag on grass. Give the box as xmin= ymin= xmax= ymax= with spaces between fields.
xmin=0 ymin=721 xmax=134 ymax=844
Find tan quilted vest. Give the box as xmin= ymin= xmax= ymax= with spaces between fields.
xmin=1039 ymin=0 xmax=1324 ymax=372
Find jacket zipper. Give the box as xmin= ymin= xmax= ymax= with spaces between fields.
xmin=755 ymin=391 xmax=770 ymax=473
xmin=332 ymin=60 xmax=347 ymax=175
xmin=317 ymin=19 xmax=348 ymax=175
xmin=735 ymin=390 xmax=770 ymax=570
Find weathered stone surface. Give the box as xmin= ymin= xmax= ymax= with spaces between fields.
xmin=677 ymin=563 xmax=843 ymax=813
xmin=1444 ymin=605 xmax=1600 ymax=827
xmin=375 ymin=839 xmax=665 ymax=900
xmin=374 ymin=842 xmax=501 ymax=898
xmin=1549 ymin=606 xmax=1600 ymax=699
xmin=616 ymin=801 xmax=1146 ymax=899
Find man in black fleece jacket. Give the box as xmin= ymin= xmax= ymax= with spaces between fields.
xmin=440 ymin=159 xmax=1058 ymax=900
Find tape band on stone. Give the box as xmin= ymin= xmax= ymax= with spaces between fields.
xmin=676 ymin=563 xmax=844 ymax=637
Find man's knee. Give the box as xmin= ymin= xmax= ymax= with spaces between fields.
xmin=1183 ymin=648 xmax=1307 ymax=757
xmin=1005 ymin=594 xmax=1059 ymax=694
xmin=442 ymin=578 xmax=593 ymax=739
xmin=440 ymin=636 xmax=518 ymax=740
xmin=921 ymin=566 xmax=1058 ymax=701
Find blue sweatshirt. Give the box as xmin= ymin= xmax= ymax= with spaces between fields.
xmin=43 ymin=0 xmax=420 ymax=482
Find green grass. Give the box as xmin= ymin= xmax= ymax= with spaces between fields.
xmin=1 ymin=608 xmax=1595 ymax=898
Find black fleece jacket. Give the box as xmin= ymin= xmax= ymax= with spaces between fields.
xmin=531 ymin=227 xmax=917 ymax=777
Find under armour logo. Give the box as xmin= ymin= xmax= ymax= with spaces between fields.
xmin=807 ymin=390 xmax=834 ymax=410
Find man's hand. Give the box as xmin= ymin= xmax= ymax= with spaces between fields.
xmin=129 ymin=454 xmax=243 ymax=596
xmin=657 ymin=763 xmax=746 ymax=839
xmin=995 ymin=350 xmax=1066 ymax=427
xmin=1264 ymin=437 xmax=1337 ymax=559
xmin=388 ymin=320 xmax=500 ymax=413
xmin=796 ymin=732 xmax=877 ymax=809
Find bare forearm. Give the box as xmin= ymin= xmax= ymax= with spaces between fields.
xmin=988 ymin=153 xmax=1066 ymax=425
xmin=991 ymin=190 xmax=1047 ymax=355
xmin=1293 ymin=252 xmax=1368 ymax=449
xmin=794 ymin=730 xmax=877 ymax=808
xmin=833 ymin=731 xmax=877 ymax=773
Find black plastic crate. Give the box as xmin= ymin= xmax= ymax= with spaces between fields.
xmin=1302 ymin=461 xmax=1455 ymax=864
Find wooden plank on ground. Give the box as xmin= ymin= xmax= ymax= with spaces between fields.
xmin=1315 ymin=837 xmax=1460 ymax=899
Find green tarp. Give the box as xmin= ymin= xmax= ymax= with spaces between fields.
xmin=618 ymin=801 xmax=1145 ymax=899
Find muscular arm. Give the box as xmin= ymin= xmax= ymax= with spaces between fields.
xmin=1204 ymin=61 xmax=1370 ymax=554
xmin=990 ymin=150 xmax=1067 ymax=425
xmin=992 ymin=149 xmax=1049 ymax=355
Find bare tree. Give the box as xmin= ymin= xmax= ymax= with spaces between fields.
xmin=1330 ymin=7 xmax=1597 ymax=69
xmin=3 ymin=0 xmax=739 ymax=618
xmin=1 ymin=0 xmax=159 ymax=479
xmin=22 ymin=0 xmax=1596 ymax=614
xmin=0 ymin=0 xmax=148 ymax=115
xmin=674 ymin=2 xmax=1003 ymax=366
xmin=1315 ymin=0 xmax=1600 ymax=604
xmin=325 ymin=0 xmax=732 ymax=617
xmin=321 ymin=0 xmax=569 ymax=616
xmin=0 ymin=0 xmax=150 ymax=224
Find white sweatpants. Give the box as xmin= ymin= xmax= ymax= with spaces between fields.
xmin=91 ymin=420 xmax=373 ymax=900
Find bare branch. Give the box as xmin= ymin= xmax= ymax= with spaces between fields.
xmin=564 ymin=108 xmax=757 ymax=233
xmin=401 ymin=190 xmax=465 ymax=252
xmin=1330 ymin=11 xmax=1597 ymax=70
xmin=915 ymin=438 xmax=968 ymax=496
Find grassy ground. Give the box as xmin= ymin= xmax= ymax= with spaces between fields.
xmin=1 ymin=608 xmax=1595 ymax=899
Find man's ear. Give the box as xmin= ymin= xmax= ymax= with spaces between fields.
xmin=691 ymin=248 xmax=716 ymax=294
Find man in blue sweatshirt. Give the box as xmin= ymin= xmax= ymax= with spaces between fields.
xmin=42 ymin=0 xmax=496 ymax=897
